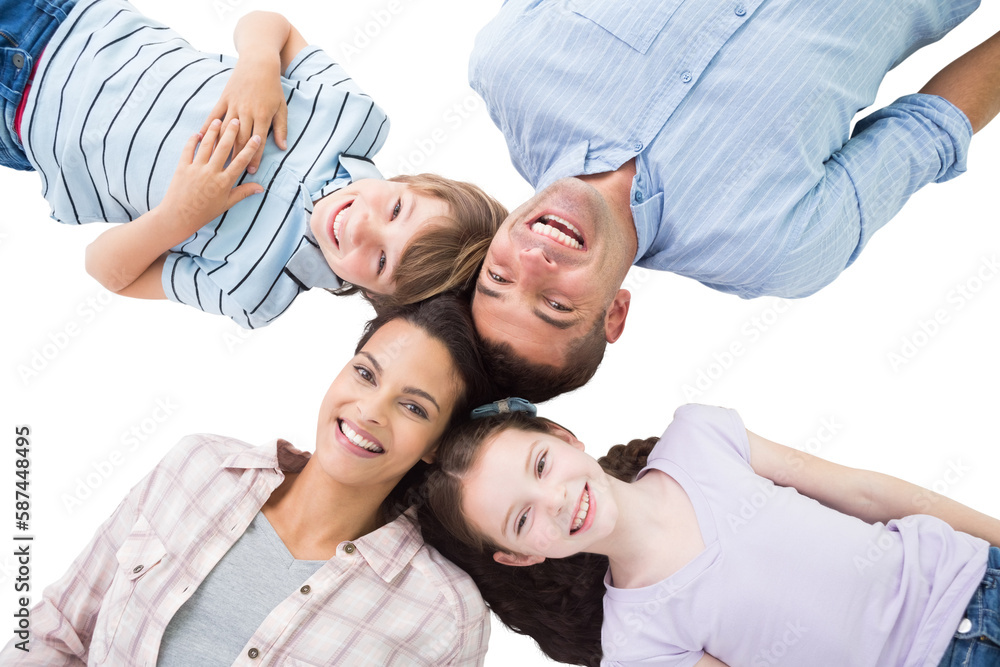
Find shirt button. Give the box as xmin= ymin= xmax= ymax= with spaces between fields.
xmin=12 ymin=53 xmax=25 ymax=68
xmin=634 ymin=191 xmax=644 ymax=203
xmin=680 ymin=71 xmax=692 ymax=84
xmin=300 ymin=585 xmax=311 ymax=595
xmin=247 ymin=648 xmax=260 ymax=659
xmin=958 ymin=618 xmax=972 ymax=633
xmin=132 ymin=565 xmax=144 ymax=574
xmin=344 ymin=543 xmax=356 ymax=554
xmin=735 ymin=5 xmax=747 ymax=16
xmin=632 ymin=140 xmax=643 ymax=152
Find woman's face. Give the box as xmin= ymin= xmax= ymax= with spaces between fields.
xmin=314 ymin=318 xmax=461 ymax=492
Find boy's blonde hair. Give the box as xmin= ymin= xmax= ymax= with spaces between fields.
xmin=335 ymin=173 xmax=508 ymax=309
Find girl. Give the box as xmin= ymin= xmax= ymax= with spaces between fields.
xmin=423 ymin=402 xmax=1000 ymax=667
xmin=1 ymin=294 xmax=496 ymax=665
xmin=1 ymin=1 xmax=506 ymax=327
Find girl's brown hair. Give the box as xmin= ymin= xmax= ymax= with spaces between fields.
xmin=335 ymin=173 xmax=508 ymax=309
xmin=419 ymin=413 xmax=658 ymax=666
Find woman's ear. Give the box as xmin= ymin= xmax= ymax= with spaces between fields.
xmin=494 ymin=551 xmax=545 ymax=567
xmin=543 ymin=421 xmax=585 ymax=452
xmin=421 ymin=446 xmax=438 ymax=464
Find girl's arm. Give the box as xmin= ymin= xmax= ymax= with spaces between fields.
xmin=747 ymin=430 xmax=1000 ymax=546
xmin=85 ymin=119 xmax=263 ymax=296
xmin=201 ymin=11 xmax=309 ymax=174
xmin=695 ymin=656 xmax=729 ymax=667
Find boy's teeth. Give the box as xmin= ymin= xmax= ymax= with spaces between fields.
xmin=339 ymin=420 xmax=383 ymax=453
xmin=333 ymin=204 xmax=351 ymax=244
xmin=531 ymin=215 xmax=583 ymax=249
xmin=571 ymin=487 xmax=590 ymax=533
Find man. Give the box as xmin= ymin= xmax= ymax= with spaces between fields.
xmin=469 ymin=0 xmax=1000 ymax=401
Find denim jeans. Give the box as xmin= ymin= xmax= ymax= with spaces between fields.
xmin=0 ymin=0 xmax=77 ymax=170
xmin=938 ymin=547 xmax=1000 ymax=667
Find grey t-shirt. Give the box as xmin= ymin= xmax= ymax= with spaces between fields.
xmin=157 ymin=512 xmax=324 ymax=666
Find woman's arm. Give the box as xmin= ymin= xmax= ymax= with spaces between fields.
xmin=201 ymin=11 xmax=309 ymax=173
xmin=85 ymin=119 xmax=262 ymax=296
xmin=747 ymin=430 xmax=1000 ymax=546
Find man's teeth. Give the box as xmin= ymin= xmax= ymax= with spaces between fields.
xmin=339 ymin=421 xmax=383 ymax=453
xmin=531 ymin=215 xmax=583 ymax=249
xmin=333 ymin=204 xmax=351 ymax=244
xmin=571 ymin=487 xmax=590 ymax=533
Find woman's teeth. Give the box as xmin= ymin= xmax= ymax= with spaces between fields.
xmin=333 ymin=204 xmax=351 ymax=245
xmin=531 ymin=215 xmax=584 ymax=249
xmin=571 ymin=487 xmax=590 ymax=533
xmin=339 ymin=420 xmax=383 ymax=453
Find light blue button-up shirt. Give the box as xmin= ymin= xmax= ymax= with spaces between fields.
xmin=471 ymin=0 xmax=978 ymax=298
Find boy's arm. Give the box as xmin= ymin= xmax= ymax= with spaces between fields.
xmin=202 ymin=11 xmax=309 ymax=173
xmin=747 ymin=430 xmax=1000 ymax=546
xmin=86 ymin=119 xmax=262 ymax=295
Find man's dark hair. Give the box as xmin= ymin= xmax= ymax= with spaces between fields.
xmin=479 ymin=313 xmax=608 ymax=403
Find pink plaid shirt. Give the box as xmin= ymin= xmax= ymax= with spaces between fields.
xmin=0 ymin=435 xmax=489 ymax=666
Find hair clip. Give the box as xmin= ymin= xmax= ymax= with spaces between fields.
xmin=470 ymin=397 xmax=537 ymax=419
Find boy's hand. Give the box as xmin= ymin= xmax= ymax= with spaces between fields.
xmin=162 ymin=118 xmax=264 ymax=232
xmin=201 ymin=56 xmax=288 ymax=174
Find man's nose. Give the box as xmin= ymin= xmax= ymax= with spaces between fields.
xmin=519 ymin=246 xmax=556 ymax=283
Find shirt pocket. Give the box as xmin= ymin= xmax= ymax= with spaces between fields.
xmin=90 ymin=515 xmax=167 ymax=663
xmin=570 ymin=0 xmax=684 ymax=53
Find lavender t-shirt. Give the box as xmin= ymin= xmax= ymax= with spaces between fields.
xmin=601 ymin=404 xmax=989 ymax=667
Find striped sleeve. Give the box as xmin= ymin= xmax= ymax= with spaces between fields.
xmin=283 ymin=47 xmax=363 ymax=94
xmin=161 ymin=252 xmax=273 ymax=329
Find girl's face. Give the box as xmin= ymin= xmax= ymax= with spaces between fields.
xmin=461 ymin=426 xmax=619 ymax=565
xmin=310 ymin=179 xmax=450 ymax=294
xmin=314 ymin=318 xmax=461 ymax=493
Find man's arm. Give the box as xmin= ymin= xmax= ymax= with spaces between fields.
xmin=85 ymin=119 xmax=262 ymax=295
xmin=748 ymin=430 xmax=1000 ymax=546
xmin=920 ymin=29 xmax=1000 ymax=134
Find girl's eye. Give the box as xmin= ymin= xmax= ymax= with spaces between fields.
xmin=377 ymin=252 xmax=386 ymax=275
xmin=392 ymin=200 xmax=401 ymax=219
xmin=516 ymin=511 xmax=528 ymax=534
xmin=354 ymin=365 xmax=375 ymax=383
xmin=536 ymin=453 xmax=547 ymax=476
xmin=403 ymin=403 xmax=428 ymax=419
xmin=547 ymin=299 xmax=571 ymax=312
xmin=488 ymin=270 xmax=509 ymax=284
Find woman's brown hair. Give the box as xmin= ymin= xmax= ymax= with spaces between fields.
xmin=420 ymin=412 xmax=658 ymax=665
xmin=335 ymin=173 xmax=508 ymax=309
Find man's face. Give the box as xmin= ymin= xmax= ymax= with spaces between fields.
xmin=472 ymin=177 xmax=633 ymax=367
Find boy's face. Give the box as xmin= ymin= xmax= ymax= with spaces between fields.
xmin=311 ymin=179 xmax=450 ymax=293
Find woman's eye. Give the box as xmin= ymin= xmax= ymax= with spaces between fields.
xmin=377 ymin=252 xmax=386 ymax=275
xmin=392 ymin=200 xmax=401 ymax=219
xmin=354 ymin=365 xmax=375 ymax=383
xmin=488 ymin=270 xmax=509 ymax=284
xmin=403 ymin=403 xmax=428 ymax=419
xmin=516 ymin=511 xmax=528 ymax=534
xmin=547 ymin=299 xmax=571 ymax=312
xmin=536 ymin=453 xmax=547 ymax=476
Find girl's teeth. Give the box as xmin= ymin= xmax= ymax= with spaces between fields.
xmin=339 ymin=420 xmax=383 ymax=453
xmin=571 ymin=488 xmax=590 ymax=532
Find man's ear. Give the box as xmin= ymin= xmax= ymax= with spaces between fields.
xmin=604 ymin=289 xmax=631 ymax=343
xmin=542 ymin=421 xmax=586 ymax=452
xmin=494 ymin=551 xmax=546 ymax=567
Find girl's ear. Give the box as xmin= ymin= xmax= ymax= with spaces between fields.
xmin=494 ymin=551 xmax=545 ymax=567
xmin=543 ymin=421 xmax=585 ymax=452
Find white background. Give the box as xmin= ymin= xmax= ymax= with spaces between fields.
xmin=2 ymin=0 xmax=999 ymax=664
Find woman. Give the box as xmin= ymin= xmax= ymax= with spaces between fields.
xmin=1 ymin=294 xmax=495 ymax=666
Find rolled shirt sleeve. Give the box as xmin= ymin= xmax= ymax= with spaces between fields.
xmin=758 ymin=93 xmax=972 ymax=298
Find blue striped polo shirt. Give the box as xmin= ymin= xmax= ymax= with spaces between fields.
xmin=471 ymin=0 xmax=977 ymax=298
xmin=22 ymin=0 xmax=388 ymax=327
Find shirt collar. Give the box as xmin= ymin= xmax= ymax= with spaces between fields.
xmin=220 ymin=440 xmax=424 ymax=582
xmin=534 ymin=140 xmax=590 ymax=191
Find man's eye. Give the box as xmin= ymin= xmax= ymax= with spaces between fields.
xmin=488 ymin=270 xmax=509 ymax=284
xmin=536 ymin=453 xmax=547 ymax=476
xmin=516 ymin=511 xmax=528 ymax=534
xmin=354 ymin=365 xmax=375 ymax=383
xmin=547 ymin=299 xmax=571 ymax=312
xmin=392 ymin=200 xmax=401 ymax=219
xmin=378 ymin=252 xmax=386 ymax=275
